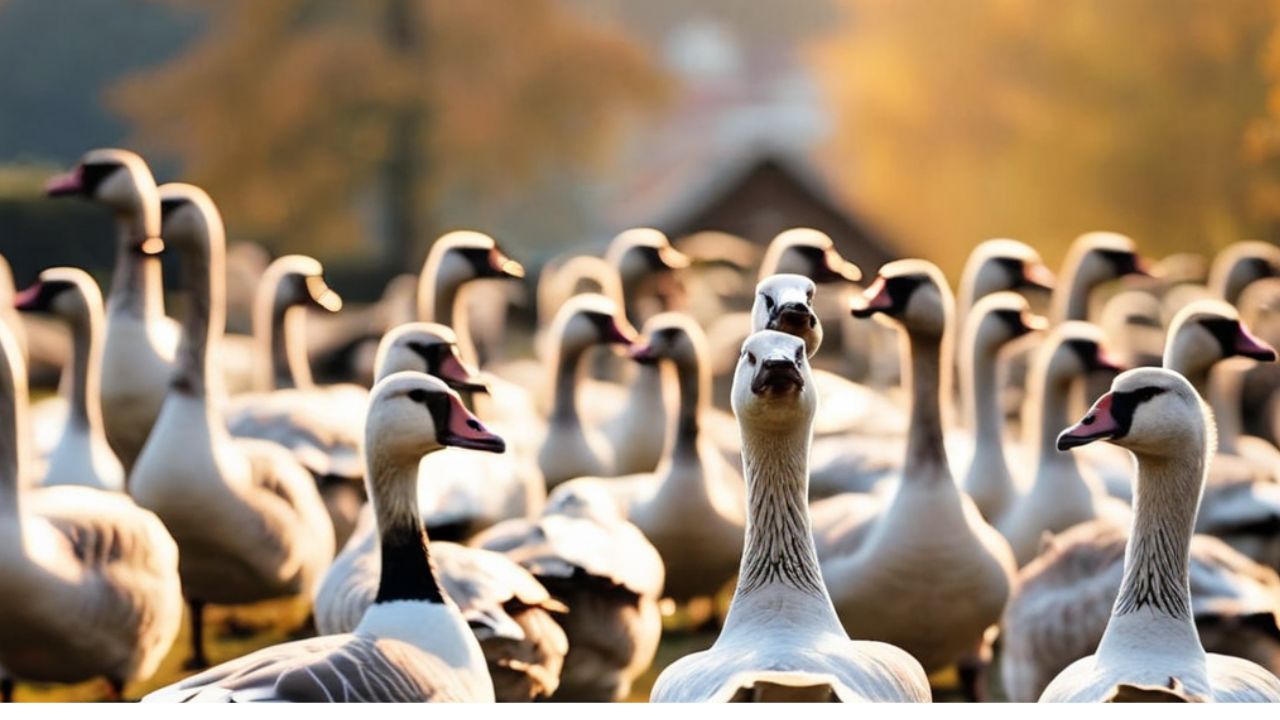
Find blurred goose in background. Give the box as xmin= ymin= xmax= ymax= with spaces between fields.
xmin=14 ymin=268 xmax=123 ymax=491
xmin=811 ymin=262 xmax=1016 ymax=701
xmin=0 ymin=256 xmax=29 ymax=365
xmin=955 ymin=238 xmax=1055 ymax=332
xmin=604 ymin=227 xmax=690 ymax=330
xmin=475 ymin=485 xmax=665 ymax=701
xmin=1209 ymin=240 xmax=1280 ymax=307
xmin=0 ymin=320 xmax=181 ymax=702
xmin=1039 ymin=369 xmax=1280 ymax=702
xmin=144 ymin=374 xmax=507 ymax=703
xmin=959 ymin=293 xmax=1047 ymax=523
xmin=316 ymin=507 xmax=568 ymax=702
xmin=128 ymin=184 xmax=334 ymax=669
xmin=1002 ymin=519 xmax=1280 ymax=701
xmin=1051 ymin=232 xmax=1151 ymax=324
xmin=997 ymin=323 xmax=1131 ymax=564
xmin=651 ymin=330 xmax=931 ymax=703
xmin=537 ymin=294 xmax=637 ymax=489
xmin=46 ymin=149 xmax=177 ymax=471
xmin=552 ymin=313 xmax=745 ymax=603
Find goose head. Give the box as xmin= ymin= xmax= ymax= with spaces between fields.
xmin=750 ymin=274 xmax=822 ymax=355
xmin=961 ymin=238 xmax=1056 ymax=302
xmin=366 ymin=372 xmax=505 ymax=465
xmin=158 ymin=183 xmax=224 ymax=252
xmin=549 ymin=293 xmax=637 ymax=357
xmin=758 ymin=228 xmax=862 ymax=284
xmin=849 ymin=259 xmax=952 ymax=339
xmin=1209 ymin=241 xmax=1280 ymax=306
xmin=373 ymin=322 xmax=489 ymax=393
xmin=13 ymin=267 xmax=101 ymax=323
xmin=731 ymin=330 xmax=814 ymax=431
xmin=421 ymin=230 xmax=523 ymax=289
xmin=1067 ymin=232 xmax=1150 ymax=282
xmin=264 ymin=255 xmax=343 ymax=316
xmin=1164 ymin=300 xmax=1276 ymax=376
xmin=966 ymin=292 xmax=1047 ymax=350
xmin=628 ymin=312 xmax=706 ymax=368
xmin=48 ymin=149 xmax=162 ymax=250
xmin=606 ymin=228 xmax=690 ymax=281
xmin=1237 ymin=277 xmax=1280 ymax=349
xmin=1058 ymin=368 xmax=1205 ymax=459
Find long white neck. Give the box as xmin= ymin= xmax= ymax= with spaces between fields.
xmin=902 ymin=326 xmax=952 ymax=483
xmin=255 ymin=293 xmax=313 ymax=392
xmin=722 ymin=412 xmax=839 ymax=633
xmin=549 ymin=339 xmax=590 ymax=428
xmin=1051 ymin=257 xmax=1101 ymax=324
xmin=661 ymin=346 xmax=709 ymax=466
xmin=107 ymin=213 xmax=166 ymax=323
xmin=172 ymin=227 xmax=226 ymax=402
xmin=1206 ymin=360 xmax=1248 ymax=456
xmin=961 ymin=322 xmax=1015 ymax=514
xmin=61 ymin=290 xmax=109 ymax=444
xmin=422 ymin=268 xmax=476 ymax=367
xmin=0 ymin=331 xmax=28 ymax=524
xmin=1097 ymin=440 xmax=1204 ymax=662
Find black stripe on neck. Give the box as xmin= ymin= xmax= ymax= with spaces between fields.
xmin=375 ymin=521 xmax=445 ymax=604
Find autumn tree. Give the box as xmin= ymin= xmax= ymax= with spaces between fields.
xmin=112 ymin=0 xmax=667 ymax=269
xmin=813 ymin=0 xmax=1276 ymax=276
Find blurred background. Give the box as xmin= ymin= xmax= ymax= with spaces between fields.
xmin=2 ymin=0 xmax=1279 ymax=297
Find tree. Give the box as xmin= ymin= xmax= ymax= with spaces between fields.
xmin=111 ymin=0 xmax=667 ymax=268
xmin=813 ymin=0 xmax=1276 ymax=275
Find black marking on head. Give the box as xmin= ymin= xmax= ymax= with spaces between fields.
xmin=994 ymin=308 xmax=1030 ymax=336
xmin=1198 ymin=317 xmax=1242 ymax=359
xmin=1125 ymin=313 xmax=1162 ymax=329
xmin=160 ymin=196 xmax=189 ymax=221
xmin=79 ymin=162 xmax=120 ymax=196
xmin=1106 ymin=386 xmax=1166 ymax=441
xmin=1099 ymin=248 xmax=1140 ymax=275
xmin=881 ymin=274 xmax=925 ymax=314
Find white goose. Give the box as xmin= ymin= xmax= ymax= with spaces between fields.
xmin=537 ymin=294 xmax=637 ymax=488
xmin=650 ymin=330 xmax=931 ymax=703
xmin=144 ymin=373 xmax=507 ymax=702
xmin=955 ymin=238 xmax=1055 ymax=332
xmin=129 ymin=183 xmax=334 ymax=669
xmin=1040 ymin=368 xmax=1280 ymax=702
xmin=14 ymin=268 xmax=124 ymax=492
xmin=1209 ymin=240 xmax=1280 ymax=307
xmin=0 ymin=319 xmax=181 ymax=701
xmin=996 ymin=322 xmax=1132 ymax=565
xmin=46 ymin=149 xmax=177 ymax=471
xmin=1051 ymin=231 xmax=1151 ymax=324
xmin=551 ymin=312 xmax=746 ymax=602
xmin=810 ymin=262 xmax=1016 ymax=700
xmin=473 ymin=484 xmax=665 ymax=701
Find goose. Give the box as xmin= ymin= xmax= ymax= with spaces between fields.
xmin=143 ymin=373 xmax=508 ymax=702
xmin=605 ymin=227 xmax=690 ymax=329
xmin=537 ymin=294 xmax=637 ymax=489
xmin=473 ymin=484 xmax=665 ymax=701
xmin=809 ymin=261 xmax=1016 ymax=702
xmin=315 ymin=483 xmax=567 ymax=702
xmin=1209 ymin=240 xmax=1280 ymax=307
xmin=551 ymin=312 xmax=746 ymax=602
xmin=959 ymin=292 xmax=1047 ymax=523
xmin=0 ymin=319 xmax=182 ymax=701
xmin=1050 ymin=231 xmax=1151 ymax=324
xmin=13 ymin=268 xmax=124 ymax=492
xmin=0 ymin=256 xmax=28 ymax=363
xmin=955 ymin=238 xmax=1055 ymax=332
xmin=46 ymin=149 xmax=178 ymax=471
xmin=996 ymin=322 xmax=1132 ymax=564
xmin=1001 ymin=520 xmax=1280 ymax=702
xmin=417 ymin=230 xmax=526 ymax=368
xmin=1039 ymin=368 xmax=1280 ymax=702
xmin=129 ymin=183 xmax=335 ymax=669
xmin=650 ymin=330 xmax=931 ymax=703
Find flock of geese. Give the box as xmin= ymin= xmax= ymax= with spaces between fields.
xmin=0 ymin=147 xmax=1279 ymax=703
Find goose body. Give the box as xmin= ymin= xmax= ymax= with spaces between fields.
xmin=651 ymin=331 xmax=930 ymax=703
xmin=15 ymin=268 xmax=124 ymax=491
xmin=0 ymin=320 xmax=181 ymax=697
xmin=128 ymin=184 xmax=334 ymax=667
xmin=47 ymin=149 xmax=178 ymax=471
xmin=145 ymin=373 xmax=507 ymax=702
xmin=1040 ymin=368 xmax=1280 ymax=702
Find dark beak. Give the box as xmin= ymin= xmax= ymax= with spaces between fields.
xmin=751 ymin=358 xmax=804 ymax=395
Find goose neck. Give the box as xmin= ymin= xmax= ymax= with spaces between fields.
xmin=0 ymin=352 xmax=27 ymax=521
xmin=1029 ymin=368 xmax=1077 ymax=469
xmin=258 ymin=301 xmax=313 ymax=391
xmin=724 ymin=419 xmax=831 ymax=626
xmin=903 ymin=329 xmax=952 ymax=482
xmin=667 ymin=351 xmax=709 ymax=462
xmin=1206 ymin=362 xmax=1245 ymax=455
xmin=62 ymin=294 xmax=106 ymax=434
xmin=172 ymin=232 xmax=225 ymax=400
xmin=1098 ymin=448 xmax=1202 ymax=659
xmin=549 ymin=341 xmax=590 ymax=426
xmin=961 ymin=329 xmax=1005 ymax=448
xmin=368 ymin=450 xmax=445 ymax=605
xmin=107 ymin=215 xmax=165 ymax=322
xmin=429 ymin=273 xmax=477 ymax=366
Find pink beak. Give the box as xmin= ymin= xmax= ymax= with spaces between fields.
xmin=602 ymin=317 xmax=636 ymax=346
xmin=441 ymin=394 xmax=505 ymax=453
xmin=13 ymin=283 xmax=43 ymax=311
xmin=1058 ymin=392 xmax=1122 ymax=451
xmin=1234 ymin=323 xmax=1277 ymax=362
xmin=849 ymin=276 xmax=893 ymax=318
xmin=46 ymin=166 xmax=83 ymax=196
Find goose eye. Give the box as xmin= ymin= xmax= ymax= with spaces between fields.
xmin=795 ymin=347 xmax=804 ymax=363
xmin=762 ymin=294 xmax=775 ymax=311
xmin=407 ymin=389 xmax=428 ymax=404
xmin=806 ymin=288 xmax=814 ymax=302
xmin=747 ymin=352 xmax=757 ymax=365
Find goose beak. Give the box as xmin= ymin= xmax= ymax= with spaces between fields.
xmin=489 ymin=247 xmax=525 ymax=279
xmin=770 ymin=302 xmax=817 ymax=336
xmin=1021 ymin=262 xmax=1056 ymax=291
xmin=628 ymin=342 xmax=660 ymax=365
xmin=13 ymin=283 xmax=47 ymax=311
xmin=1128 ymin=254 xmax=1156 ymax=279
xmin=1090 ymin=345 xmax=1125 ymax=374
xmin=1020 ymin=311 xmax=1049 ymax=334
xmin=440 ymin=349 xmax=490 ymax=394
xmin=849 ymin=276 xmax=892 ymax=318
xmin=602 ymin=317 xmax=637 ymax=346
xmin=439 ymin=395 xmax=505 ymax=454
xmin=751 ymin=358 xmax=804 ymax=395
xmin=816 ymin=247 xmax=862 ymax=283
xmin=1058 ymin=392 xmax=1120 ymax=451
xmin=1234 ymin=323 xmax=1277 ymax=363
xmin=305 ymin=275 xmax=343 ymax=313
xmin=46 ymin=166 xmax=83 ymax=197
xmin=658 ymin=245 xmax=690 ymax=271
xmin=135 ymin=237 xmax=166 ymax=256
